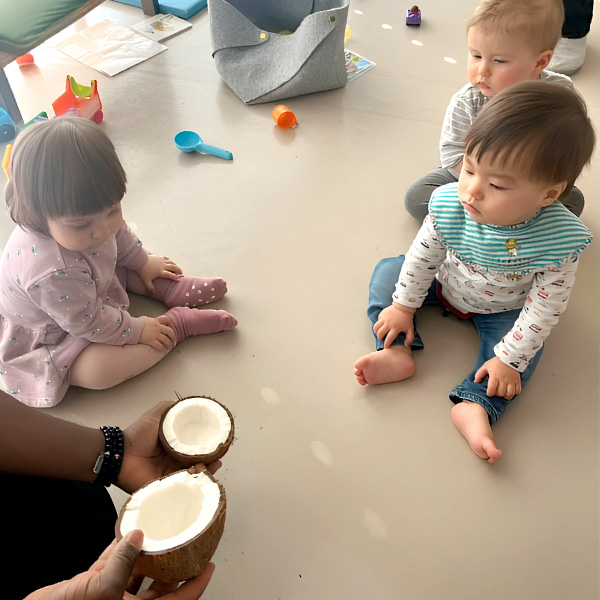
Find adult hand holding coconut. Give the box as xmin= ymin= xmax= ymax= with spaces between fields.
xmin=24 ymin=530 xmax=215 ymax=600
xmin=0 ymin=393 xmax=222 ymax=599
xmin=116 ymin=400 xmax=223 ymax=494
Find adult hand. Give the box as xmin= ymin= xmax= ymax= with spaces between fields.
xmin=24 ymin=530 xmax=214 ymax=600
xmin=137 ymin=256 xmax=183 ymax=295
xmin=139 ymin=316 xmax=177 ymax=353
xmin=117 ymin=401 xmax=222 ymax=495
xmin=475 ymin=357 xmax=522 ymax=400
xmin=374 ymin=304 xmax=416 ymax=348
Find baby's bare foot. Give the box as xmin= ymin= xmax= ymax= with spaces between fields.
xmin=354 ymin=346 xmax=415 ymax=386
xmin=451 ymin=402 xmax=502 ymax=464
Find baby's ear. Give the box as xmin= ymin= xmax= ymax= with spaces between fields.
xmin=534 ymin=49 xmax=553 ymax=74
xmin=542 ymin=181 xmax=568 ymax=206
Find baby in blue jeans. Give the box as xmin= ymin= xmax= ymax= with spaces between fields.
xmin=354 ymin=81 xmax=594 ymax=463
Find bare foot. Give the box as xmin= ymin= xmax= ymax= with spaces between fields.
xmin=451 ymin=402 xmax=503 ymax=464
xmin=354 ymin=346 xmax=416 ymax=386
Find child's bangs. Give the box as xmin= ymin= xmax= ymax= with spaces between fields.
xmin=47 ymin=153 xmax=126 ymax=218
xmin=24 ymin=118 xmax=127 ymax=221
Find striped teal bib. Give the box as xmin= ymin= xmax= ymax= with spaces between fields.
xmin=429 ymin=183 xmax=592 ymax=276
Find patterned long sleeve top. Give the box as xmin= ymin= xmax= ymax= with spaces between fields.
xmin=392 ymin=184 xmax=592 ymax=372
xmin=0 ymin=222 xmax=149 ymax=406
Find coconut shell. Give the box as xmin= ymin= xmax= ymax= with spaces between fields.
xmin=116 ymin=469 xmax=227 ymax=583
xmin=158 ymin=395 xmax=235 ymax=466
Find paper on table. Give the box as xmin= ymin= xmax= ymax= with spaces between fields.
xmin=345 ymin=50 xmax=376 ymax=82
xmin=131 ymin=13 xmax=192 ymax=42
xmin=56 ymin=19 xmax=167 ymax=77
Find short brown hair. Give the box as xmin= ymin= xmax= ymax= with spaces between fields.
xmin=468 ymin=0 xmax=564 ymax=54
xmin=464 ymin=80 xmax=595 ymax=197
xmin=5 ymin=117 xmax=127 ymax=234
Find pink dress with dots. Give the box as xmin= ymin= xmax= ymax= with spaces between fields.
xmin=0 ymin=222 xmax=148 ymax=407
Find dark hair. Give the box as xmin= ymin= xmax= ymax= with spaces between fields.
xmin=5 ymin=117 xmax=127 ymax=234
xmin=464 ymin=80 xmax=595 ymax=197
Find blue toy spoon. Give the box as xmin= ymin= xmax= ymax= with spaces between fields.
xmin=174 ymin=130 xmax=233 ymax=160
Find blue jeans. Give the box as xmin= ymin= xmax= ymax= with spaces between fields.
xmin=368 ymin=256 xmax=544 ymax=424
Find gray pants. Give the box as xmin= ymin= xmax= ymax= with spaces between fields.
xmin=404 ymin=167 xmax=585 ymax=222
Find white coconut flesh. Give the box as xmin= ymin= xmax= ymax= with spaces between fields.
xmin=162 ymin=397 xmax=232 ymax=457
xmin=119 ymin=470 xmax=222 ymax=553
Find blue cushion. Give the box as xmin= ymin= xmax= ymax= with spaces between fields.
xmin=112 ymin=0 xmax=207 ymax=19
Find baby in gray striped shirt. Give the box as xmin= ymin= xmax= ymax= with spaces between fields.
xmin=404 ymin=0 xmax=585 ymax=222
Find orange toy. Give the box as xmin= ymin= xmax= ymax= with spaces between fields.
xmin=52 ymin=76 xmax=103 ymax=123
xmin=16 ymin=53 xmax=34 ymax=66
xmin=272 ymin=105 xmax=297 ymax=129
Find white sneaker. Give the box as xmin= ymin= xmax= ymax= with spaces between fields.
xmin=548 ymin=36 xmax=587 ymax=76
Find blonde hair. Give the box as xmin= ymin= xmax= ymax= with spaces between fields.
xmin=5 ymin=117 xmax=127 ymax=235
xmin=468 ymin=0 xmax=564 ymax=54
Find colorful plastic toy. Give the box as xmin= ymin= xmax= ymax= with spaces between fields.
xmin=52 ymin=76 xmax=103 ymax=123
xmin=406 ymin=5 xmax=421 ymax=25
xmin=272 ymin=105 xmax=297 ymax=129
xmin=2 ymin=144 xmax=11 ymax=179
xmin=22 ymin=111 xmax=49 ymax=130
xmin=16 ymin=53 xmax=34 ymax=66
xmin=0 ymin=106 xmax=17 ymax=144
xmin=174 ymin=131 xmax=233 ymax=160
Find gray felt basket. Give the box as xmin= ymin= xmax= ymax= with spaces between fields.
xmin=209 ymin=0 xmax=349 ymax=104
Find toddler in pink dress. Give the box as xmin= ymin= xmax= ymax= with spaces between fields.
xmin=0 ymin=117 xmax=237 ymax=407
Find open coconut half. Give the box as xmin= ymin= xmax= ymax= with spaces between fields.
xmin=116 ymin=469 xmax=226 ymax=583
xmin=159 ymin=395 xmax=234 ymax=465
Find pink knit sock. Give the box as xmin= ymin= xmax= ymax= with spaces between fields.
xmin=150 ymin=276 xmax=227 ymax=308
xmin=165 ymin=307 xmax=237 ymax=343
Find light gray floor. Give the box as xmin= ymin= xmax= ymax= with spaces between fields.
xmin=2 ymin=1 xmax=599 ymax=598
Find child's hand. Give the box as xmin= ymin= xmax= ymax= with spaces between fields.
xmin=475 ymin=357 xmax=521 ymax=400
xmin=374 ymin=304 xmax=416 ymax=349
xmin=139 ymin=316 xmax=176 ymax=352
xmin=137 ymin=255 xmax=183 ymax=294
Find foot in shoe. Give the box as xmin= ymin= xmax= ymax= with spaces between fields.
xmin=165 ymin=307 xmax=237 ymax=343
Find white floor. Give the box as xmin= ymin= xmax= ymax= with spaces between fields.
xmin=2 ymin=1 xmax=599 ymax=598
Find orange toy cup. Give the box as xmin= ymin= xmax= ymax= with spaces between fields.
xmin=16 ymin=53 xmax=34 ymax=66
xmin=272 ymin=105 xmax=297 ymax=129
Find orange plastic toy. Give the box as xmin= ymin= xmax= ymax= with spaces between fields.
xmin=272 ymin=105 xmax=297 ymax=129
xmin=52 ymin=76 xmax=103 ymax=123
xmin=16 ymin=53 xmax=34 ymax=66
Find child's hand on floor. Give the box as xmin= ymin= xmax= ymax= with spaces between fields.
xmin=138 ymin=316 xmax=177 ymax=352
xmin=137 ymin=255 xmax=183 ymax=294
xmin=475 ymin=357 xmax=521 ymax=400
xmin=374 ymin=303 xmax=416 ymax=348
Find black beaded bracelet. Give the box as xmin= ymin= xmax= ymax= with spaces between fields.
xmin=93 ymin=426 xmax=125 ymax=487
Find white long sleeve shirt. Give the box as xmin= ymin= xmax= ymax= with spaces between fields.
xmin=392 ymin=184 xmax=592 ymax=371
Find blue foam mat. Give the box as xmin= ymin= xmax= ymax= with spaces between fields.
xmin=113 ymin=0 xmax=207 ymax=19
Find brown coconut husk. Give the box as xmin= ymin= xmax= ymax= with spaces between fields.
xmin=115 ymin=468 xmax=226 ymax=583
xmin=158 ymin=395 xmax=235 ymax=466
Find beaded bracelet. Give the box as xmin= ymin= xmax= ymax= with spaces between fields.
xmin=93 ymin=426 xmax=125 ymax=487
